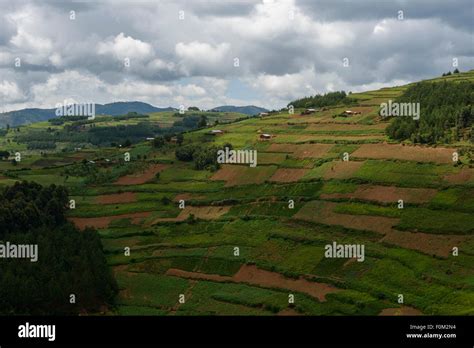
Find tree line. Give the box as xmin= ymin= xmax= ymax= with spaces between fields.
xmin=288 ymin=91 xmax=355 ymax=109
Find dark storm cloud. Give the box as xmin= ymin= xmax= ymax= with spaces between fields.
xmin=297 ymin=0 xmax=474 ymax=31
xmin=188 ymin=0 xmax=255 ymax=17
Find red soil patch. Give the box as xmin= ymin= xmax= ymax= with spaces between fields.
xmin=166 ymin=264 xmax=339 ymax=302
xmin=320 ymin=185 xmax=437 ymax=204
xmin=114 ymin=164 xmax=169 ymax=185
xmin=379 ymin=306 xmax=423 ymax=316
xmin=382 ymin=230 xmax=467 ymax=258
xmin=323 ymin=161 xmax=364 ymax=179
xmin=69 ymin=211 xmax=151 ymax=230
xmin=444 ymin=168 xmax=474 ymax=184
xmin=95 ymin=192 xmax=137 ymax=204
xmin=352 ymin=144 xmax=455 ymax=163
xmin=270 ymin=168 xmax=309 ymax=183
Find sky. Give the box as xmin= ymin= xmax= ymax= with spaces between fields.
xmin=0 ymin=0 xmax=473 ymax=112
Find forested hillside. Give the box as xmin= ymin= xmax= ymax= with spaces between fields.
xmin=386 ymin=81 xmax=474 ymax=143
xmin=0 ymin=181 xmax=117 ymax=315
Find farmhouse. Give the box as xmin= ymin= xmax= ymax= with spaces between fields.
xmin=259 ymin=133 xmax=273 ymax=140
xmin=301 ymin=109 xmax=316 ymax=115
xmin=170 ymin=136 xmax=178 ymax=143
xmin=343 ymin=110 xmax=361 ymax=116
xmin=208 ymin=129 xmax=224 ymax=135
xmin=259 ymin=112 xmax=269 ymax=116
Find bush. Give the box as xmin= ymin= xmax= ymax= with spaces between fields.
xmin=175 ymin=144 xmax=196 ymax=161
xmin=152 ymin=136 xmax=165 ymax=148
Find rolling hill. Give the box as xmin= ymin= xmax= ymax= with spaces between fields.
xmin=0 ymin=101 xmax=176 ymax=128
xmin=210 ymin=105 xmax=268 ymax=115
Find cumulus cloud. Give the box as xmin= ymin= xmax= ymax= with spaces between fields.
xmin=0 ymin=0 xmax=472 ymax=111
xmin=97 ymin=33 xmax=153 ymax=61
xmin=0 ymin=80 xmax=27 ymax=103
xmin=175 ymin=41 xmax=231 ymax=76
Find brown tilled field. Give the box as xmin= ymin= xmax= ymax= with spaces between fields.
xmin=210 ymin=164 xmax=277 ymax=186
xmin=114 ymin=164 xmax=169 ymax=185
xmin=266 ymin=143 xmax=333 ymax=157
xmin=294 ymin=201 xmax=398 ymax=235
xmin=166 ymin=264 xmax=339 ymax=302
xmin=266 ymin=143 xmax=300 ymax=153
xmin=305 ymin=122 xmax=388 ymax=132
xmin=69 ymin=211 xmax=152 ymax=230
xmin=292 ymin=144 xmax=334 ymax=158
xmin=173 ymin=193 xmax=205 ymax=202
xmin=323 ymin=161 xmax=364 ymax=179
xmin=444 ymin=168 xmax=474 ymax=183
xmin=258 ymin=152 xmax=288 ymax=164
xmin=351 ymin=144 xmax=456 ymax=163
xmin=320 ymin=185 xmax=437 ymax=204
xmin=381 ymin=230 xmax=467 ymax=258
xmin=95 ymin=192 xmax=137 ymax=204
xmin=152 ymin=206 xmax=230 ymax=223
xmin=379 ymin=306 xmax=423 ymax=316
xmin=270 ymin=168 xmax=309 ymax=182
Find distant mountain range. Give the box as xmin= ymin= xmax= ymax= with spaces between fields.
xmin=0 ymin=102 xmax=268 ymax=128
xmin=210 ymin=105 xmax=268 ymax=115
xmin=0 ymin=102 xmax=175 ymax=128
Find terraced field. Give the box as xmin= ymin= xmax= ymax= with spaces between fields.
xmin=1 ymin=71 xmax=473 ymax=316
